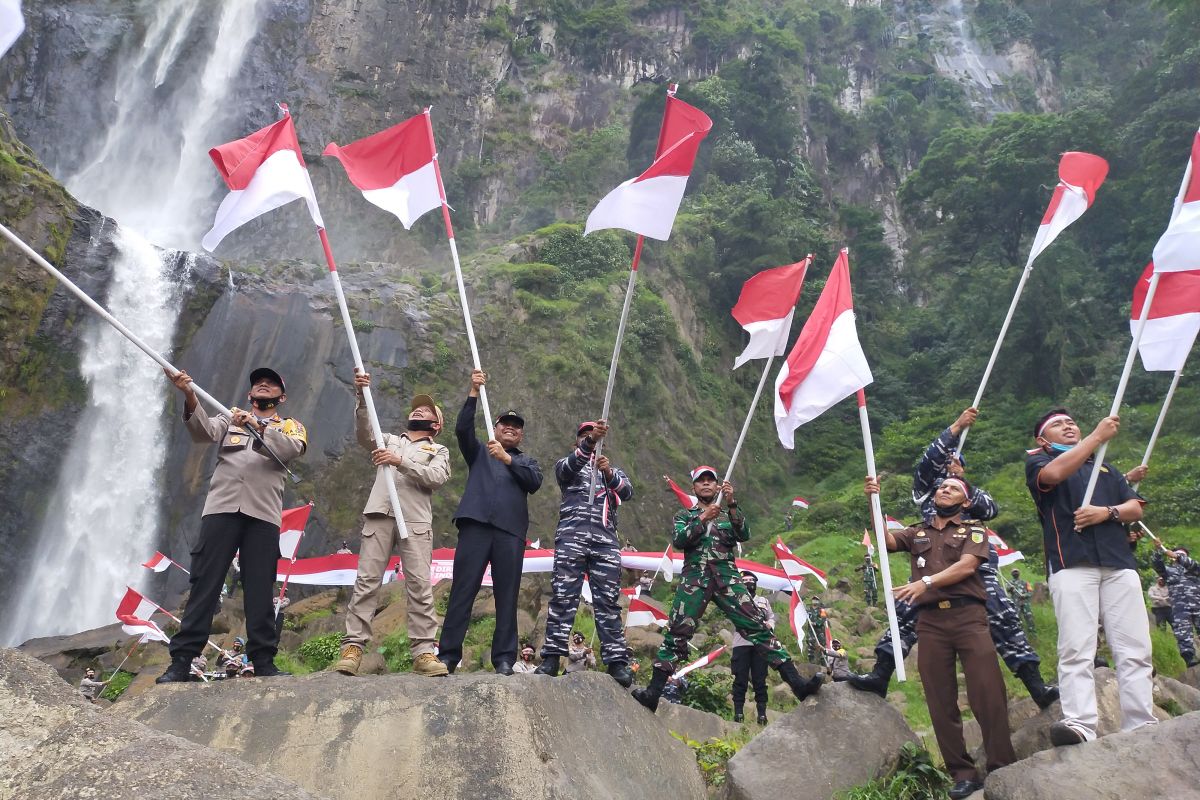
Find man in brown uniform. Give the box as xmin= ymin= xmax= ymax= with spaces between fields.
xmin=868 ymin=475 xmax=1015 ymax=799
xmin=334 ymin=369 xmax=452 ymax=677
xmin=158 ymin=367 xmax=307 ymax=682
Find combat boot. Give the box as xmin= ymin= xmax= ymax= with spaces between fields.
xmin=1016 ymin=662 xmax=1059 ymax=710
xmin=606 ymin=661 xmax=634 ymax=688
xmin=632 ymin=667 xmax=670 ymax=712
xmin=756 ymin=701 xmax=768 ymax=726
xmin=155 ymin=658 xmax=196 ymax=684
xmin=412 ymin=652 xmax=449 ymax=677
xmin=254 ymin=661 xmax=292 ymax=678
xmin=732 ymin=702 xmax=745 ymax=723
xmin=534 ymin=655 xmax=561 ymax=676
xmin=333 ymin=644 xmax=363 ymax=676
xmin=777 ymin=660 xmax=823 ymax=701
xmin=847 ymin=651 xmax=895 ymax=698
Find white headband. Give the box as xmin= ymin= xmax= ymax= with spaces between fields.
xmin=1036 ymin=414 xmax=1073 ymax=438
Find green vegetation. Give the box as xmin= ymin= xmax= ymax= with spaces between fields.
xmin=296 ymin=632 xmax=343 ymax=671
xmin=99 ymin=670 xmax=134 ymax=702
xmin=837 ymin=742 xmax=952 ymax=800
xmin=672 ymin=729 xmax=750 ymax=787
xmin=680 ymin=668 xmax=734 ymax=718
xmin=379 ymin=630 xmax=415 ymax=672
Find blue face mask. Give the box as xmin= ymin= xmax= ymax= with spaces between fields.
xmin=1048 ymin=442 xmax=1075 ymax=453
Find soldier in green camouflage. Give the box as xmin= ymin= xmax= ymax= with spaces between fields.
xmin=1006 ymin=568 xmax=1035 ymax=636
xmin=857 ymin=554 xmax=878 ymax=607
xmin=632 ymin=466 xmax=823 ymax=711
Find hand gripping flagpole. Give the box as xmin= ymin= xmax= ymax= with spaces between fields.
xmin=424 ymin=108 xmax=495 ymax=440
xmin=857 ymin=389 xmax=906 ymax=682
xmin=315 ymin=228 xmax=410 ymax=539
xmin=0 ymin=222 xmax=300 ymax=482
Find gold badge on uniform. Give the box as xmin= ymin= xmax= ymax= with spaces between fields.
xmin=957 ymin=527 xmax=966 ymax=534
xmin=231 ymin=435 xmax=242 ymax=444
xmin=971 ymin=532 xmax=984 ymax=543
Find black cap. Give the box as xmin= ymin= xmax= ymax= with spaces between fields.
xmin=496 ymin=409 xmax=525 ymax=427
xmin=249 ymin=367 xmax=286 ymax=393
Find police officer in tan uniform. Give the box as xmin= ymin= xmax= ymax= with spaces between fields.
xmin=334 ymin=369 xmax=451 ymax=677
xmin=868 ymin=475 xmax=1014 ymax=800
xmin=157 ymin=367 xmax=307 ymax=683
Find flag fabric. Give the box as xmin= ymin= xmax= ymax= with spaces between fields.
xmin=1153 ymin=130 xmax=1200 ymax=273
xmin=322 ymin=112 xmax=442 ymax=229
xmin=788 ymin=588 xmax=808 ymax=645
xmin=0 ymin=1 xmax=23 ymax=58
xmin=115 ymin=587 xmax=160 ymax=623
xmin=886 ymin=515 xmax=906 ymax=531
xmin=581 ymin=576 xmax=593 ymax=605
xmin=141 ymin=552 xmax=180 ymax=574
xmin=119 ymin=615 xmax=170 ymax=643
xmin=860 ymin=529 xmax=876 ymax=556
xmin=660 ymin=545 xmax=676 ymax=582
xmin=665 ymin=476 xmax=698 ymax=509
xmin=584 ymin=94 xmax=712 ymax=241
xmin=731 ymin=257 xmax=810 ymax=369
xmin=1131 ymin=261 xmax=1200 ymax=371
xmin=1024 ymin=151 xmax=1108 ymax=268
xmin=988 ymin=530 xmax=1025 ymax=567
xmin=621 ymin=585 xmax=641 ymax=599
xmin=279 ymin=503 xmax=312 ymax=561
xmin=791 ymin=497 xmax=810 ymax=509
xmin=528 ymin=538 xmax=541 ymax=549
xmin=619 ymin=551 xmax=791 ymax=592
xmin=774 ymin=249 xmax=873 ymax=447
xmin=674 ymin=646 xmax=726 ymax=679
xmin=772 ymin=537 xmax=828 ymax=589
xmin=626 ymin=597 xmax=668 ymax=629
xmin=202 ymin=109 xmax=324 ymax=252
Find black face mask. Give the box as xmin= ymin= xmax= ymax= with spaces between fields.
xmin=935 ymin=503 xmax=963 ymax=518
xmin=251 ymin=395 xmax=281 ymax=411
xmin=407 ymin=419 xmax=437 ymax=432
xmin=745 ymin=583 xmax=758 ymax=597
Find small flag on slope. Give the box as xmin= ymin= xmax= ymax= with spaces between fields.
xmin=772 ymin=537 xmax=828 ymax=589
xmin=626 ymin=597 xmax=668 ymax=629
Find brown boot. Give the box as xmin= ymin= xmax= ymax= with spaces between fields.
xmin=334 ymin=644 xmax=363 ymax=676
xmin=412 ymin=652 xmax=450 ymax=677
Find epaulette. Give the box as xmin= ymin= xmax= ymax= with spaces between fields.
xmin=280 ymin=418 xmax=308 ymax=443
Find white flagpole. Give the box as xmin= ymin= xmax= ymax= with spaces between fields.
xmin=718 ymin=352 xmax=774 ymax=494
xmin=0 ymin=223 xmax=301 ymax=482
xmin=1137 ymin=363 xmax=1185 ymax=479
xmin=424 ymin=108 xmax=495 ymax=439
xmin=857 ymin=389 xmax=906 ymax=682
xmin=317 ymin=228 xmax=409 ymax=540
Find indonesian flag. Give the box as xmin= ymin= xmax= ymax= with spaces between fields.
xmin=626 ymin=597 xmax=668 ymax=629
xmin=527 ymin=538 xmax=541 ymax=549
xmin=621 ymin=585 xmax=641 ymax=599
xmin=660 ymin=545 xmax=676 ymax=582
xmin=732 ymin=257 xmax=811 ymax=369
xmin=988 ymin=530 xmax=1025 ymax=567
xmin=861 ymin=529 xmax=876 ymax=557
xmin=791 ymin=497 xmax=810 ymax=509
xmin=665 ymin=475 xmax=698 ymax=509
xmin=772 ymin=537 xmax=828 ymax=589
xmin=1024 ymin=152 xmax=1108 ymax=268
xmin=585 ymin=92 xmax=712 ymax=241
xmin=0 ymin=1 xmax=23 ymax=58
xmin=1153 ymin=130 xmax=1200 ymax=273
xmin=774 ymin=249 xmax=873 ymax=447
xmin=119 ymin=615 xmax=170 ymax=643
xmin=581 ymin=576 xmax=593 ymax=605
xmin=674 ymin=645 xmax=726 ymax=679
xmin=279 ymin=503 xmax=312 ymax=561
xmin=789 ymin=588 xmax=809 ymax=645
xmin=202 ymin=108 xmax=324 ymax=252
xmin=886 ymin=515 xmax=906 ymax=531
xmin=323 ymin=111 xmax=442 ymax=229
xmin=1132 ymin=261 xmax=1200 ymax=371
xmin=115 ymin=587 xmax=173 ymax=642
xmin=141 ymin=552 xmax=188 ymax=574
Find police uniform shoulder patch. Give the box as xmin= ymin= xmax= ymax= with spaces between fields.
xmin=421 ymin=445 xmax=436 ymax=452
xmin=971 ymin=531 xmax=984 ymax=543
xmin=281 ymin=418 xmax=308 ymax=443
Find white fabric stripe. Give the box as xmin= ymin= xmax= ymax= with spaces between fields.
xmin=279 ymin=530 xmax=303 ymax=560
xmin=359 ymin=161 xmax=442 ymax=229
xmin=1154 ymin=201 xmax=1200 ymax=272
xmin=733 ymin=310 xmax=795 ymax=369
xmin=1133 ymin=313 xmax=1200 ymax=371
xmin=1026 ymin=185 xmax=1089 ymax=267
xmin=202 ymin=149 xmax=324 ymax=252
xmin=584 ymin=174 xmax=689 ymax=241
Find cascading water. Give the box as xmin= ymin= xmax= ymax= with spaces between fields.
xmin=918 ymin=0 xmax=1017 ymax=117
xmin=1 ymin=0 xmax=266 ymax=644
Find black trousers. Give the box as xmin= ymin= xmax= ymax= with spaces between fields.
xmin=170 ymin=512 xmax=281 ymax=666
xmin=438 ymin=520 xmax=524 ymax=668
xmin=730 ymin=644 xmax=769 ymax=710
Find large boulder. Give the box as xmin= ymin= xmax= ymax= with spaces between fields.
xmin=724 ymin=682 xmax=918 ymax=800
xmin=0 ymin=648 xmax=328 ymax=799
xmin=655 ymin=700 xmax=742 ymax=743
xmin=1154 ymin=674 xmax=1200 ymax=714
xmin=985 ymin=711 xmax=1200 ymax=799
xmin=115 ymin=669 xmax=706 ymax=800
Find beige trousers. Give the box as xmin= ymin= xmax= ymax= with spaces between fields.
xmin=343 ymin=514 xmax=438 ymax=655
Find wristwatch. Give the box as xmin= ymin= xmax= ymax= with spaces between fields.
xmin=1108 ymin=506 xmax=1121 ymax=522
xmin=921 ymin=576 xmax=933 ymax=588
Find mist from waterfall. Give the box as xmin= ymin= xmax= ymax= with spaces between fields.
xmin=1 ymin=0 xmax=266 ymax=645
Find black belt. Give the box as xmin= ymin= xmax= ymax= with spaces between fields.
xmin=926 ymin=597 xmax=985 ymax=610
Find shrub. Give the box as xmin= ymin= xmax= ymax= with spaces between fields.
xmin=836 ymin=742 xmax=951 ymax=800
xmin=380 ymin=631 xmax=414 ymax=673
xmin=298 ymin=633 xmax=343 ymax=671
xmin=680 ymin=669 xmax=732 ymax=718
xmin=672 ymin=731 xmax=748 ymax=787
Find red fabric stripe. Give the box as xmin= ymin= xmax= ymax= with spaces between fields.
xmin=1057 ymin=151 xmax=1108 ymax=205
xmin=208 ymin=114 xmax=305 ymax=191
xmin=777 ymin=249 xmax=854 ymax=408
xmin=731 ymin=258 xmax=810 ymax=326
xmin=655 ymin=95 xmax=713 ymax=160
xmin=1132 ymin=262 xmax=1200 ymax=318
xmin=322 ymin=112 xmax=435 ymax=190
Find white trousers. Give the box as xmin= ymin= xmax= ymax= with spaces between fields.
xmin=1048 ymin=566 xmax=1156 ymax=739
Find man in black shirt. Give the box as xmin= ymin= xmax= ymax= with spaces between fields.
xmin=438 ymin=370 xmax=543 ymax=675
xmin=1025 ymin=408 xmax=1155 ymax=746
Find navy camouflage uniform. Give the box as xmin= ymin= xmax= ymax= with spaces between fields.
xmin=1151 ymin=549 xmax=1200 ymax=664
xmin=655 ymin=504 xmax=788 ymax=673
xmin=541 ymin=435 xmax=634 ymax=665
xmin=872 ymin=426 xmax=1040 ymax=673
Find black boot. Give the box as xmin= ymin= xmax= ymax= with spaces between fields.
xmin=733 ymin=702 xmax=745 ymax=723
xmin=535 ymin=655 xmax=561 ymax=676
xmin=777 ymin=660 xmax=823 ymax=701
xmin=847 ymin=651 xmax=895 ymax=698
xmin=607 ymin=661 xmax=634 ymax=688
xmin=632 ymin=668 xmax=670 ymax=712
xmin=156 ymin=658 xmax=196 ymax=684
xmin=254 ymin=660 xmax=292 ymax=678
xmin=1016 ymin=662 xmax=1059 ymax=709
xmin=756 ymin=701 xmax=768 ymax=725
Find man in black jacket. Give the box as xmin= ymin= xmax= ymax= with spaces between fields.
xmin=438 ymin=369 xmax=543 ymax=675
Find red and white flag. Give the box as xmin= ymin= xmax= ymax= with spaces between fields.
xmin=988 ymin=530 xmax=1025 ymax=567
xmin=1153 ymin=130 xmax=1200 ymax=273
xmin=1132 ymin=261 xmax=1200 ymax=371
xmin=772 ymin=537 xmax=828 ymax=589
xmin=323 ymin=111 xmax=443 ymax=229
xmin=115 ymin=587 xmax=173 ymax=642
xmin=660 ymin=545 xmax=677 ymax=582
xmin=626 ymin=596 xmax=669 ymax=629
xmin=1024 ymin=151 xmax=1108 ymax=268
xmin=119 ymin=614 xmax=171 ymax=643
xmin=674 ymin=645 xmax=726 ymax=679
xmin=279 ymin=503 xmax=312 ymax=561
xmin=202 ymin=107 xmax=324 ymax=252
xmin=585 ymin=93 xmax=712 ymax=241
xmin=774 ymin=249 xmax=873 ymax=447
xmin=791 ymin=497 xmax=810 ymax=509
xmin=141 ymin=551 xmax=189 ymax=575
xmin=788 ymin=588 xmax=809 ymax=645
xmin=581 ymin=576 xmax=593 ymax=605
xmin=731 ymin=257 xmax=811 ymax=369
xmin=860 ymin=529 xmax=876 ymax=556
xmin=0 ymin=1 xmax=23 ymax=58
xmin=886 ymin=515 xmax=906 ymax=531
xmin=665 ymin=475 xmax=698 ymax=509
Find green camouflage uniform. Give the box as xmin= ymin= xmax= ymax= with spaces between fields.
xmin=1006 ymin=576 xmax=1035 ymax=634
xmin=654 ymin=503 xmax=789 ymax=673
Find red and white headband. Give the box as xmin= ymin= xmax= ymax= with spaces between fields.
xmin=1036 ymin=414 xmax=1073 ymax=438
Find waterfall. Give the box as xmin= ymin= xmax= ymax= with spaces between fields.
xmin=922 ymin=0 xmax=1016 ymax=117
xmin=1 ymin=0 xmax=266 ymax=645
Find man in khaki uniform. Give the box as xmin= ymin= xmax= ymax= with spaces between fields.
xmin=334 ymin=369 xmax=451 ymax=677
xmin=158 ymin=367 xmax=307 ymax=682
